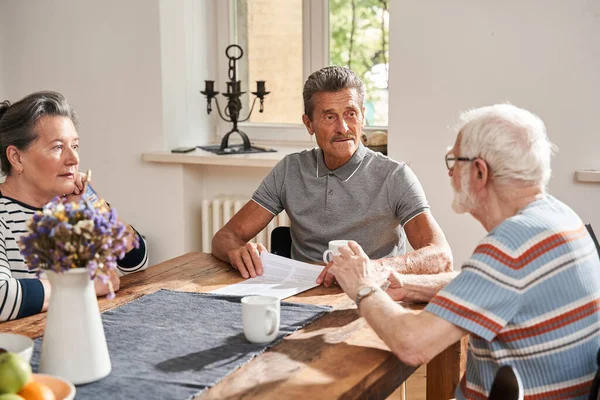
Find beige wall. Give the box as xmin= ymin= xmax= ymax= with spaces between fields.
xmin=0 ymin=0 xmax=216 ymax=264
xmin=160 ymin=0 xmax=216 ymax=149
xmin=0 ymin=3 xmax=4 ymax=99
xmin=388 ymin=0 xmax=600 ymax=265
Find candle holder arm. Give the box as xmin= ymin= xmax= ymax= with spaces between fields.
xmin=238 ymin=97 xmax=259 ymax=123
xmin=212 ymin=97 xmax=233 ymax=123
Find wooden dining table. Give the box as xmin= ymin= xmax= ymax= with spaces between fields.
xmin=3 ymin=252 xmax=465 ymax=400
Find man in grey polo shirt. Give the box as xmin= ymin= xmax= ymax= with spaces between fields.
xmin=212 ymin=66 xmax=452 ymax=283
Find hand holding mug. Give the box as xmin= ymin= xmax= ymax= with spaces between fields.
xmin=317 ymin=240 xmax=350 ymax=287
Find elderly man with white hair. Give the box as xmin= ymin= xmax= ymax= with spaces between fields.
xmin=329 ymin=104 xmax=600 ymax=399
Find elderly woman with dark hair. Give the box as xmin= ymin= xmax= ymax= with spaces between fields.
xmin=0 ymin=91 xmax=148 ymax=322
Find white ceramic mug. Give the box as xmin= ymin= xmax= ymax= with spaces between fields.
xmin=241 ymin=295 xmax=280 ymax=343
xmin=322 ymin=240 xmax=351 ymax=263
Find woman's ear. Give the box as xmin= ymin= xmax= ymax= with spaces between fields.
xmin=6 ymin=145 xmax=24 ymax=175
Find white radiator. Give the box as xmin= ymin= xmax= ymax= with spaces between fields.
xmin=201 ymin=198 xmax=290 ymax=253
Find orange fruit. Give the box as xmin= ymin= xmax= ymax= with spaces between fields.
xmin=17 ymin=382 xmax=54 ymax=400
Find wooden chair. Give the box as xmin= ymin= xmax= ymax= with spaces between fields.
xmin=270 ymin=226 xmax=292 ymax=259
xmin=489 ymin=365 xmax=523 ymax=400
xmin=586 ymin=224 xmax=600 ymax=261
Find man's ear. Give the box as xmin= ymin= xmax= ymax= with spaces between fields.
xmin=6 ymin=145 xmax=24 ymax=174
xmin=472 ymin=158 xmax=489 ymax=190
xmin=302 ymin=114 xmax=314 ymax=136
xmin=361 ymin=106 xmax=366 ymax=126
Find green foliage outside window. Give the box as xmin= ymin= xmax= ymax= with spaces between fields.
xmin=329 ymin=0 xmax=389 ymax=126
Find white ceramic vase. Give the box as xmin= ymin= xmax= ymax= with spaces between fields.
xmin=39 ymin=269 xmax=111 ymax=384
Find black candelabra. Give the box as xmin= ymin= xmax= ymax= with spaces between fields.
xmin=200 ymin=45 xmax=271 ymax=154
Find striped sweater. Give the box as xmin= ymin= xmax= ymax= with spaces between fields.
xmin=426 ymin=195 xmax=600 ymax=399
xmin=0 ymin=194 xmax=149 ymax=322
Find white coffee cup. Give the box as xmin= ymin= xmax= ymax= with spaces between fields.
xmin=323 ymin=240 xmax=351 ymax=263
xmin=241 ymin=295 xmax=280 ymax=343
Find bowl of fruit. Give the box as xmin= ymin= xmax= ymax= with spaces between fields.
xmin=0 ymin=334 xmax=34 ymax=363
xmin=0 ymin=350 xmax=75 ymax=400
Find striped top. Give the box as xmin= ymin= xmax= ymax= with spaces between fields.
xmin=426 ymin=195 xmax=600 ymax=399
xmin=0 ymin=194 xmax=149 ymax=322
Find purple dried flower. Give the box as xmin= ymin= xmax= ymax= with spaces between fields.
xmin=18 ymin=196 xmax=129 ymax=299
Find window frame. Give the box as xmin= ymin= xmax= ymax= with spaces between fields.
xmin=215 ymin=0 xmax=387 ymax=145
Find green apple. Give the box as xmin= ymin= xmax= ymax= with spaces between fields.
xmin=0 ymin=352 xmax=31 ymax=394
xmin=0 ymin=394 xmax=25 ymax=400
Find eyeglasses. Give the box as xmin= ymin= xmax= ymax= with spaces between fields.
xmin=445 ymin=154 xmax=477 ymax=170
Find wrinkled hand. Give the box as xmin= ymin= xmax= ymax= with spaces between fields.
xmin=317 ymin=258 xmax=385 ymax=288
xmin=385 ymin=270 xmax=407 ymax=302
xmin=228 ymin=242 xmax=268 ymax=279
xmin=316 ymin=261 xmax=336 ymax=287
xmin=94 ymin=269 xmax=120 ymax=297
xmin=328 ymin=241 xmax=390 ymax=300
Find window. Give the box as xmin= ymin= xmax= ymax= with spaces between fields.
xmin=329 ymin=0 xmax=389 ymax=127
xmin=236 ymin=0 xmax=304 ymax=125
xmin=217 ymin=0 xmax=389 ymax=142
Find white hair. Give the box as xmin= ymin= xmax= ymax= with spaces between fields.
xmin=457 ymin=104 xmax=558 ymax=190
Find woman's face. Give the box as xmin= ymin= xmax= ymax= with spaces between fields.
xmin=19 ymin=116 xmax=80 ymax=198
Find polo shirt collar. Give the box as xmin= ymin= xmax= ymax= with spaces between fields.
xmin=316 ymin=142 xmax=367 ymax=181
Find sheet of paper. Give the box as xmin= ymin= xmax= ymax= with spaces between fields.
xmin=212 ymin=252 xmax=325 ymax=300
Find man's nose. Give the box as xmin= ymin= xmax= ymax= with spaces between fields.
xmin=336 ymin=117 xmax=349 ymax=133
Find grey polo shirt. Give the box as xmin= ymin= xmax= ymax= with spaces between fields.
xmin=252 ymin=143 xmax=430 ymax=263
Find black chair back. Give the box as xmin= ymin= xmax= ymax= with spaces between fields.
xmin=489 ymin=365 xmax=523 ymax=400
xmin=270 ymin=226 xmax=292 ymax=259
xmin=586 ymin=224 xmax=600 ymax=261
xmin=589 ymin=348 xmax=600 ymax=400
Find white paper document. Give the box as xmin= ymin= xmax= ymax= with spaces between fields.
xmin=212 ymin=252 xmax=325 ymax=300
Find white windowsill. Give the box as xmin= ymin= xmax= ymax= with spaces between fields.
xmin=142 ymin=143 xmax=313 ymax=168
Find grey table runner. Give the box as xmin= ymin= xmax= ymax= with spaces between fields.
xmin=31 ymin=290 xmax=331 ymax=400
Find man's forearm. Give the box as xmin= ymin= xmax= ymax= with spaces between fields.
xmin=358 ymin=286 xmax=466 ymax=366
xmin=211 ymin=230 xmax=243 ymax=264
xmin=358 ymin=289 xmax=428 ymax=366
xmin=376 ymin=244 xmax=453 ymax=274
xmin=395 ymin=271 xmax=458 ymax=303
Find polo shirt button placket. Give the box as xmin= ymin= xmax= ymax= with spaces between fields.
xmin=325 ymin=174 xmax=333 ymax=211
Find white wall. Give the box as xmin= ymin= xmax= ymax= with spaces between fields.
xmin=389 ymin=0 xmax=600 ymax=265
xmin=182 ymin=164 xmax=274 ymax=252
xmin=159 ymin=0 xmax=216 ymax=149
xmin=0 ymin=2 xmax=5 ymax=97
xmin=0 ymin=0 xmax=215 ymax=264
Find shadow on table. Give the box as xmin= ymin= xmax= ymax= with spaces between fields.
xmin=153 ymin=314 xmax=364 ymax=375
xmin=294 ymin=285 xmax=345 ymax=298
xmin=298 ymin=308 xmax=360 ymax=333
xmin=204 ymin=333 xmax=415 ymax=399
xmin=155 ymin=333 xmax=261 ymax=373
xmin=154 ymin=316 xmax=415 ymax=398
xmin=153 ymin=307 xmax=342 ymax=374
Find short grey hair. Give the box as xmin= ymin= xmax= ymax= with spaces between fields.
xmin=303 ymin=66 xmax=365 ymax=120
xmin=457 ymin=104 xmax=557 ymax=189
xmin=0 ymin=91 xmax=78 ymax=176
